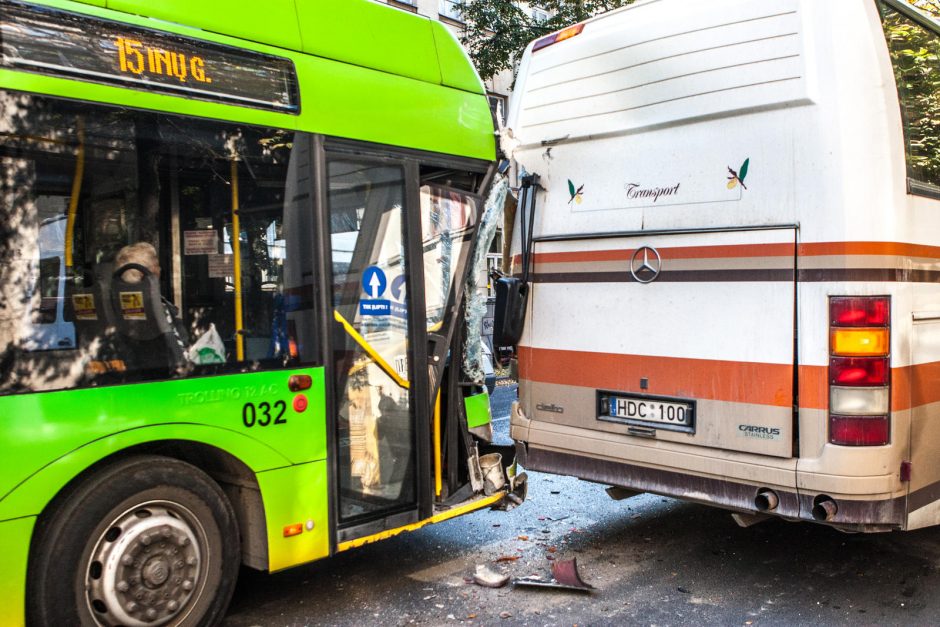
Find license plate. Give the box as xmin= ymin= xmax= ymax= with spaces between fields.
xmin=600 ymin=392 xmax=695 ymax=432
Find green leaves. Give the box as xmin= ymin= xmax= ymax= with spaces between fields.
xmin=882 ymin=4 xmax=940 ymax=183
xmin=568 ymin=179 xmax=576 ymax=198
xmin=739 ymin=158 xmax=749 ymax=182
xmin=461 ymin=0 xmax=636 ymax=81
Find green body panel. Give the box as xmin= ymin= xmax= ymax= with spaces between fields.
xmin=430 ymin=21 xmax=486 ymax=95
xmin=464 ymin=390 xmax=493 ymax=429
xmin=257 ymin=461 xmax=330 ymax=572
xmin=8 ymin=0 xmax=495 ymax=161
xmin=296 ymin=53 xmax=493 ymax=159
xmin=0 ymin=0 xmax=496 ymax=619
xmin=106 ymin=0 xmax=304 ymax=51
xmin=0 ymin=517 xmax=32 ymax=627
xmin=296 ymin=0 xmax=442 ymax=86
xmin=0 ymin=368 xmax=326 ymax=520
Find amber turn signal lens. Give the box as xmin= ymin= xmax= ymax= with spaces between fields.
xmin=830 ymin=328 xmax=889 ymax=356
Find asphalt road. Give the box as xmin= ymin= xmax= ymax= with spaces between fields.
xmin=223 ymin=383 xmax=940 ymax=626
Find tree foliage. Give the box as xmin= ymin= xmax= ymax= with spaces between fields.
xmin=881 ymin=1 xmax=940 ymax=184
xmin=460 ymin=0 xmax=634 ymax=81
xmin=910 ymin=0 xmax=940 ymax=16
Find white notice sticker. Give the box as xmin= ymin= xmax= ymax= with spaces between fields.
xmin=183 ymin=230 xmax=219 ymax=255
xmin=207 ymin=254 xmax=234 ymax=278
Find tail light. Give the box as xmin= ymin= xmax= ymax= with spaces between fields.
xmin=828 ymin=296 xmax=890 ymax=446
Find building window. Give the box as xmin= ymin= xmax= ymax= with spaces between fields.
xmin=439 ymin=0 xmax=464 ymax=22
xmin=530 ymin=7 xmax=550 ymax=23
xmin=389 ymin=0 xmax=418 ymax=8
xmin=488 ymin=94 xmax=507 ymax=125
xmin=0 ymin=91 xmax=318 ymax=395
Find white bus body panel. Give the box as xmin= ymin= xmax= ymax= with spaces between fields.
xmin=507 ymin=0 xmax=940 ymax=530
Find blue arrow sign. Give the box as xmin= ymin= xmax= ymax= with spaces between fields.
xmin=362 ymin=266 xmax=387 ymax=298
xmin=391 ymin=274 xmax=407 ymax=302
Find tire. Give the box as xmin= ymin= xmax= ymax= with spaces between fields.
xmin=27 ymin=455 xmax=240 ymax=627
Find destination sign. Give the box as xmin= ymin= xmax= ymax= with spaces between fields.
xmin=0 ymin=1 xmax=299 ymax=113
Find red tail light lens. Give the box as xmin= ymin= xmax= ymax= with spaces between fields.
xmin=830 ymin=297 xmax=890 ymax=327
xmin=829 ymin=357 xmax=889 ymax=386
xmin=829 ymin=415 xmax=889 ymax=446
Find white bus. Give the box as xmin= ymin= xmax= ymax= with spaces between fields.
xmin=503 ymin=0 xmax=940 ymax=531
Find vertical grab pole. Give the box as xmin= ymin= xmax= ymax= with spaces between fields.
xmin=65 ymin=117 xmax=85 ymax=268
xmin=231 ymin=158 xmax=245 ymax=361
xmin=434 ymin=389 xmax=443 ymax=498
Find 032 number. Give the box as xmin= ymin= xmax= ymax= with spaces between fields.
xmin=242 ymin=401 xmax=287 ymax=428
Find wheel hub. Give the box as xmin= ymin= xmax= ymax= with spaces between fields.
xmin=86 ymin=502 xmax=205 ymax=626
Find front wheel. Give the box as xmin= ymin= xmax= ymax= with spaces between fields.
xmin=28 ymin=455 xmax=240 ymax=627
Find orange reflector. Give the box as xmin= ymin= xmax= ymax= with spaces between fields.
xmin=288 ymin=374 xmax=312 ymax=392
xmin=831 ymin=328 xmax=889 ymax=356
xmin=283 ymin=523 xmax=303 ymax=537
xmin=532 ymin=23 xmax=585 ymax=52
xmin=555 ymin=24 xmax=584 ymax=44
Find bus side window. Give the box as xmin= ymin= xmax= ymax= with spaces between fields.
xmin=0 ymin=92 xmax=319 ymax=396
xmin=880 ymin=2 xmax=940 ymax=196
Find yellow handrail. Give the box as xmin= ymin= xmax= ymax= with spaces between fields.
xmin=333 ymin=310 xmax=410 ymax=389
xmin=231 ymin=159 xmax=244 ymax=361
xmin=64 ymin=118 xmax=85 ymax=268
xmin=434 ymin=389 xmax=442 ymax=497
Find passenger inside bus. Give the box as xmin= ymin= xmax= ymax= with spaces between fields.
xmin=110 ymin=242 xmax=188 ymax=372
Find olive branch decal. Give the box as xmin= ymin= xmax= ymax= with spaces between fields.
xmin=727 ymin=158 xmax=750 ymax=191
xmin=568 ymin=179 xmax=585 ymax=204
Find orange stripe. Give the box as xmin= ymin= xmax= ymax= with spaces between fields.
xmin=798 ymin=241 xmax=940 ymax=258
xmin=799 ymin=365 xmax=827 ymax=411
xmin=519 ymin=356 xmax=940 ymax=412
xmin=519 ymin=349 xmax=940 ymax=412
xmin=526 ymin=243 xmax=793 ymax=264
xmin=518 ymin=346 xmax=792 ymax=407
xmin=663 ymin=243 xmax=793 ymax=260
xmin=908 ymin=361 xmax=940 ymax=409
xmin=518 ymin=241 xmax=940 ymax=266
xmin=529 ymin=250 xmax=631 ymax=264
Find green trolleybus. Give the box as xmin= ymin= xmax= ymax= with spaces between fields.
xmin=0 ymin=1 xmax=516 ymax=624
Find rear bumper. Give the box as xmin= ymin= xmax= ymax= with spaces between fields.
xmin=0 ymin=516 xmax=34 ymax=627
xmin=525 ymin=445 xmax=905 ymax=531
xmin=515 ymin=414 xmax=906 ymax=531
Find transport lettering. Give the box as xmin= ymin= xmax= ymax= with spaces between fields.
xmin=625 ymin=182 xmax=680 ymax=202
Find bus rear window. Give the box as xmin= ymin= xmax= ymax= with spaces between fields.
xmin=880 ymin=1 xmax=940 ymax=197
xmin=0 ymin=91 xmax=318 ymax=394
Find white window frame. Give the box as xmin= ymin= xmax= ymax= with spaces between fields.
xmin=530 ymin=7 xmax=550 ymax=23
xmin=439 ymin=0 xmax=464 ymax=22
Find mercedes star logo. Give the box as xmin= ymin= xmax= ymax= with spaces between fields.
xmin=630 ymin=246 xmax=662 ymax=283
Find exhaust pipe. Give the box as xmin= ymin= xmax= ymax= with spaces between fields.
xmin=754 ymin=489 xmax=779 ymax=512
xmin=812 ymin=496 xmax=838 ymax=522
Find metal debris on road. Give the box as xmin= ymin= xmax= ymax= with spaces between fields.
xmin=512 ymin=558 xmax=595 ymax=592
